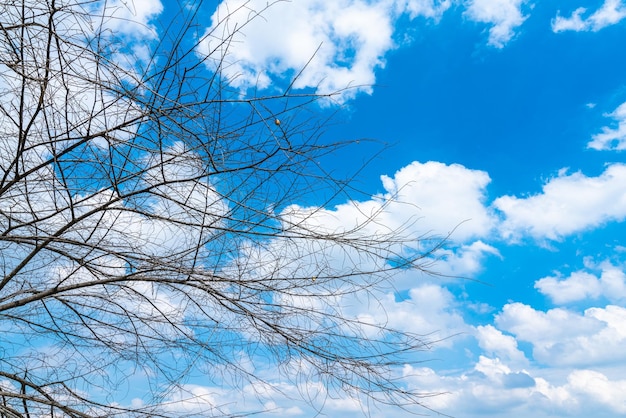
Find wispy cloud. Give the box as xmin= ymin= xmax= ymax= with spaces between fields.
xmin=588 ymin=101 xmax=626 ymax=150
xmin=464 ymin=0 xmax=529 ymax=47
xmin=552 ymin=0 xmax=626 ymax=32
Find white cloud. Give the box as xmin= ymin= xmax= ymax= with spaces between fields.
xmin=567 ymin=369 xmax=626 ymax=414
xmin=475 ymin=325 xmax=528 ymax=366
xmin=535 ymin=262 xmax=626 ymax=304
xmin=535 ymin=271 xmax=603 ymax=304
xmin=473 ymin=356 xmax=533 ymax=389
xmin=79 ymin=0 xmax=164 ymax=71
xmin=160 ymin=384 xmax=235 ymax=416
xmin=379 ymin=161 xmax=495 ymax=242
xmin=596 ymin=263 xmax=626 ymax=298
xmin=464 ymin=0 xmax=528 ymax=47
xmin=496 ymin=303 xmax=626 ymax=367
xmin=200 ymin=0 xmax=396 ymax=101
xmin=552 ymin=0 xmax=626 ymax=33
xmin=435 ymin=240 xmax=501 ymax=277
xmin=198 ymin=0 xmax=453 ymax=102
xmin=588 ymin=101 xmax=626 ymax=150
xmin=494 ymin=164 xmax=626 ymax=241
xmin=91 ymin=0 xmax=163 ymax=39
xmin=551 ymin=7 xmax=587 ymax=32
xmin=367 ymin=285 xmax=470 ymax=344
xmin=495 ymin=303 xmax=601 ymax=354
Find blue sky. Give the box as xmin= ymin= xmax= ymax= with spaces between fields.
xmin=23 ymin=0 xmax=625 ymax=416
xmin=141 ymin=0 xmax=626 ymax=416
xmin=186 ymin=1 xmax=626 ymax=416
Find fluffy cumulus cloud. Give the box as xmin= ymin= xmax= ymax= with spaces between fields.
xmin=402 ymin=359 xmax=626 ymax=418
xmin=566 ymin=370 xmax=626 ymax=414
xmin=379 ymin=161 xmax=495 ymax=242
xmin=199 ymin=0 xmax=404 ymax=100
xmin=435 ymin=240 xmax=500 ymax=277
xmin=475 ymin=325 xmax=528 ymax=366
xmin=535 ymin=261 xmax=626 ymax=304
xmin=91 ymin=0 xmax=163 ymax=39
xmin=494 ymin=164 xmax=626 ymax=241
xmin=587 ymin=101 xmax=626 ymax=150
xmin=269 ymin=160 xmax=497 ymax=285
xmin=86 ymin=0 xmax=164 ymax=68
xmin=535 ymin=271 xmax=603 ymax=303
xmin=496 ymin=303 xmax=626 ymax=367
xmin=552 ymin=0 xmax=626 ymax=32
xmin=464 ymin=0 xmax=528 ymax=47
xmin=352 ymin=284 xmax=470 ymax=345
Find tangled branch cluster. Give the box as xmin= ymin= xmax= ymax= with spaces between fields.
xmin=0 ymin=1 xmax=440 ymax=416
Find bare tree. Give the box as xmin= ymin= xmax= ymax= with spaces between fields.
xmin=0 ymin=0 xmax=441 ymax=416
